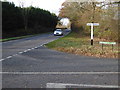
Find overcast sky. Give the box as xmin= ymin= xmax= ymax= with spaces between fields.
xmin=4 ymin=0 xmax=66 ymax=16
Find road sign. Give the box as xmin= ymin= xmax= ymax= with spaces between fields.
xmin=87 ymin=22 xmax=99 ymax=45
xmin=87 ymin=23 xmax=99 ymax=26
xmin=99 ymin=42 xmax=116 ymax=45
xmin=99 ymin=42 xmax=116 ymax=51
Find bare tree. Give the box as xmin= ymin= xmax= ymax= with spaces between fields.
xmin=59 ymin=0 xmax=119 ymax=41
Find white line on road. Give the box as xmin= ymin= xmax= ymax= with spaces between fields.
xmin=31 ymin=48 xmax=35 ymax=50
xmin=0 ymin=59 xmax=5 ymax=61
xmin=6 ymin=56 xmax=12 ymax=59
xmin=46 ymin=83 xmax=120 ymax=88
xmin=1 ymin=39 xmax=63 ymax=61
xmin=27 ymin=49 xmax=31 ymax=51
xmin=1 ymin=34 xmax=58 ymax=62
xmin=0 ymin=72 xmax=119 ymax=75
xmin=34 ymin=47 xmax=38 ymax=49
xmin=23 ymin=50 xmax=28 ymax=53
xmin=41 ymin=44 xmax=44 ymax=46
xmin=18 ymin=52 xmax=23 ymax=54
xmin=12 ymin=54 xmax=18 ymax=56
xmin=0 ymin=45 xmax=41 ymax=61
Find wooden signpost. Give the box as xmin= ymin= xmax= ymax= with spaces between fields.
xmin=87 ymin=22 xmax=99 ymax=45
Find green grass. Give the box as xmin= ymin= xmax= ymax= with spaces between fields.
xmin=46 ymin=32 xmax=118 ymax=58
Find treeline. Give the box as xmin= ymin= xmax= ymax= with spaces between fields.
xmin=2 ymin=2 xmax=58 ymax=38
xmin=59 ymin=1 xmax=119 ymax=42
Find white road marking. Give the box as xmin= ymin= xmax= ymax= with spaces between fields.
xmin=12 ymin=54 xmax=16 ymax=56
xmin=6 ymin=56 xmax=12 ymax=59
xmin=0 ymin=44 xmax=41 ymax=61
xmin=34 ymin=47 xmax=38 ymax=49
xmin=23 ymin=50 xmax=28 ymax=53
xmin=0 ymin=59 xmax=5 ymax=61
xmin=46 ymin=83 xmax=120 ymax=88
xmin=1 ymin=39 xmax=59 ymax=61
xmin=0 ymin=72 xmax=119 ymax=75
xmin=14 ymin=54 xmax=18 ymax=56
xmin=40 ymin=45 xmax=43 ymax=46
xmin=31 ymin=48 xmax=35 ymax=50
xmin=27 ymin=49 xmax=31 ymax=51
xmin=1 ymin=47 xmax=36 ymax=61
xmin=18 ymin=52 xmax=23 ymax=54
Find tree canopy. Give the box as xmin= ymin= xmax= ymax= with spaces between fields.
xmin=2 ymin=2 xmax=58 ymax=38
xmin=59 ymin=0 xmax=119 ymax=41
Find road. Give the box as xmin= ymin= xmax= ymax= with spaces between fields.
xmin=1 ymin=30 xmax=119 ymax=89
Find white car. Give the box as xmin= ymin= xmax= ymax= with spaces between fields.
xmin=54 ymin=29 xmax=63 ymax=36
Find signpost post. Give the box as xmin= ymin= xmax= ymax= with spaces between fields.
xmin=87 ymin=22 xmax=99 ymax=45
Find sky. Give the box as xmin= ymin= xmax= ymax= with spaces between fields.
xmin=4 ymin=0 xmax=66 ymax=16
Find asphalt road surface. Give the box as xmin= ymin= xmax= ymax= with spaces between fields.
xmin=1 ymin=30 xmax=119 ymax=89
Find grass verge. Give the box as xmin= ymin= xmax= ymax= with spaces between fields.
xmin=46 ymin=32 xmax=118 ymax=59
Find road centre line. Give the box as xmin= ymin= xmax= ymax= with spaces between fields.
xmin=1 ymin=35 xmax=58 ymax=62
xmin=31 ymin=48 xmax=35 ymax=50
xmin=40 ymin=45 xmax=43 ymax=46
xmin=27 ymin=49 xmax=31 ymax=51
xmin=0 ymin=40 xmax=52 ymax=61
xmin=6 ymin=56 xmax=12 ymax=59
xmin=0 ymin=45 xmax=42 ymax=61
xmin=0 ymin=59 xmax=4 ymax=61
xmin=12 ymin=54 xmax=17 ymax=56
xmin=1 ymin=38 xmax=68 ymax=61
xmin=18 ymin=52 xmax=23 ymax=54
xmin=46 ymin=83 xmax=120 ymax=88
xmin=34 ymin=47 xmax=38 ymax=49
xmin=23 ymin=50 xmax=28 ymax=53
xmin=1 ymin=72 xmax=119 ymax=75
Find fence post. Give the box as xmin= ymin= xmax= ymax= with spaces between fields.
xmin=112 ymin=44 xmax=114 ymax=51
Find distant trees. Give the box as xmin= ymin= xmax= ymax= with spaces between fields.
xmin=27 ymin=7 xmax=57 ymax=30
xmin=2 ymin=2 xmax=58 ymax=38
xmin=59 ymin=0 xmax=119 ymax=41
xmin=2 ymin=2 xmax=24 ymax=37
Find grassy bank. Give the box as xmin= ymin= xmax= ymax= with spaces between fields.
xmin=46 ymin=32 xmax=118 ymax=59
